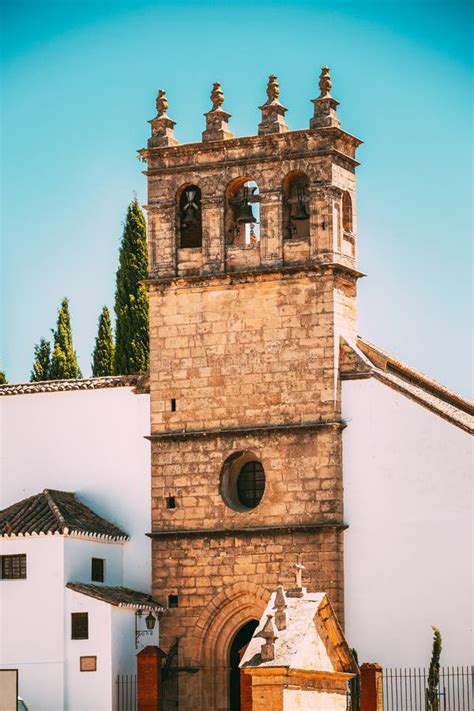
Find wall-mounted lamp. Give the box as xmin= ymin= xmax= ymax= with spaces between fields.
xmin=135 ymin=609 xmax=156 ymax=648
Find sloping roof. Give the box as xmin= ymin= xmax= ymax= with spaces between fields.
xmin=0 ymin=489 xmax=129 ymax=540
xmin=340 ymin=337 xmax=474 ymax=434
xmin=240 ymin=588 xmax=357 ymax=674
xmin=0 ymin=374 xmax=148 ymax=396
xmin=66 ymin=583 xmax=164 ymax=612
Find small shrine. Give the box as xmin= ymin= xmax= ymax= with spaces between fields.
xmin=239 ymin=565 xmax=358 ymax=710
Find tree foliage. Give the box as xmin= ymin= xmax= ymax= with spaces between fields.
xmin=0 ymin=368 xmax=7 ymax=384
xmin=49 ymin=298 xmax=82 ymax=380
xmin=426 ymin=626 xmax=442 ymax=711
xmin=114 ymin=198 xmax=149 ymax=375
xmin=30 ymin=338 xmax=51 ymax=382
xmin=92 ymin=306 xmax=115 ymax=377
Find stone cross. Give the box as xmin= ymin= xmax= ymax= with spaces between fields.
xmin=294 ymin=562 xmax=305 ymax=589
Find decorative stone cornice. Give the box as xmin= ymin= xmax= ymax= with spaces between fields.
xmin=147 ymin=521 xmax=348 ymax=539
xmin=147 ymin=419 xmax=344 ymax=442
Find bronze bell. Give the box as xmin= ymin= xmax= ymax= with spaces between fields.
xmin=182 ymin=205 xmax=199 ymax=226
xmin=291 ymin=201 xmax=309 ymax=221
xmin=236 ymin=201 xmax=257 ymax=224
xmin=182 ymin=189 xmax=199 ymax=226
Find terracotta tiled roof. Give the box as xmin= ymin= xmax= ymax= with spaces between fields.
xmin=66 ymin=583 xmax=165 ymax=611
xmin=0 ymin=374 xmax=145 ymax=396
xmin=0 ymin=489 xmax=129 ymax=540
xmin=340 ymin=337 xmax=474 ymax=434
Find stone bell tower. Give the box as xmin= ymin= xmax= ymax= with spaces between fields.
xmin=139 ymin=68 xmax=362 ymax=711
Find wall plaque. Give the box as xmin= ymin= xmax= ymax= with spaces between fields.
xmin=80 ymin=656 xmax=97 ymax=672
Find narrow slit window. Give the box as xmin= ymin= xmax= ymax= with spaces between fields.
xmin=166 ymin=496 xmax=176 ymax=509
xmin=168 ymin=594 xmax=179 ymax=608
xmin=171 ymin=399 xmax=176 ymax=412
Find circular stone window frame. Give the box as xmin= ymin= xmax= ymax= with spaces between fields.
xmin=220 ymin=451 xmax=266 ymax=512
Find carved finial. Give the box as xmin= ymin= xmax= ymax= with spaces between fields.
xmin=266 ymin=74 xmax=280 ymax=102
xmin=258 ymin=75 xmax=287 ymax=136
xmin=273 ymin=585 xmax=287 ymax=631
xmin=310 ymin=67 xmax=340 ymax=129
xmin=156 ymin=89 xmax=168 ymax=117
xmin=260 ymin=614 xmax=277 ymax=662
xmin=210 ymin=82 xmax=225 ymax=111
xmin=319 ymin=66 xmax=332 ymax=98
xmin=148 ymin=88 xmax=179 ymax=148
xmin=203 ymin=82 xmax=233 ymax=141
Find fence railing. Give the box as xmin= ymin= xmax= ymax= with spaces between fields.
xmin=382 ymin=666 xmax=473 ymax=711
xmin=116 ymin=673 xmax=137 ymax=711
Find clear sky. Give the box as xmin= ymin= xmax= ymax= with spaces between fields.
xmin=0 ymin=0 xmax=472 ymax=396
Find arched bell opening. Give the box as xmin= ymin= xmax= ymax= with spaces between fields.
xmin=283 ymin=172 xmax=310 ymax=240
xmin=226 ymin=177 xmax=260 ymax=247
xmin=342 ymin=190 xmax=353 ymax=236
xmin=229 ymin=619 xmax=259 ymax=711
xmin=178 ymin=184 xmax=203 ymax=248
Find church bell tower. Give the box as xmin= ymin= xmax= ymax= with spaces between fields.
xmin=140 ymin=68 xmax=362 ymax=711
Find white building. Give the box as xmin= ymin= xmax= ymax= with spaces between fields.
xmin=0 ymin=483 xmax=163 ymax=711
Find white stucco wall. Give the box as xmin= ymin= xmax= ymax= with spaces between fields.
xmin=342 ymin=377 xmax=473 ymax=667
xmin=64 ymin=538 xmax=124 ymax=587
xmin=0 ymin=536 xmax=65 ymax=711
xmin=65 ymin=591 xmax=113 ymax=711
xmin=0 ymin=387 xmax=151 ymax=591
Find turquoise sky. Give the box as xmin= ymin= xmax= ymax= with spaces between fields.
xmin=1 ymin=0 xmax=472 ymax=396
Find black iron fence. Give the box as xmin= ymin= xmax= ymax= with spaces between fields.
xmin=382 ymin=666 xmax=473 ymax=711
xmin=116 ymin=673 xmax=137 ymax=711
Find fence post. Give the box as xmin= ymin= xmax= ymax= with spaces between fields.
xmin=360 ymin=663 xmax=383 ymax=711
xmin=137 ymin=645 xmax=166 ymax=711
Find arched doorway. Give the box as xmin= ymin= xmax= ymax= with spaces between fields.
xmin=229 ymin=619 xmax=259 ymax=711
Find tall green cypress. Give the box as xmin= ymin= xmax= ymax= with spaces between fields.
xmin=49 ymin=298 xmax=82 ymax=380
xmin=92 ymin=306 xmax=115 ymax=377
xmin=30 ymin=338 xmax=51 ymax=382
xmin=114 ymin=198 xmax=149 ymax=374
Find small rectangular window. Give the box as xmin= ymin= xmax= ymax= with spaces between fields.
xmin=71 ymin=612 xmax=89 ymax=640
xmin=91 ymin=558 xmax=105 ymax=583
xmin=166 ymin=496 xmax=176 ymax=509
xmin=171 ymin=399 xmax=176 ymax=412
xmin=168 ymin=594 xmax=179 ymax=608
xmin=1 ymin=554 xmax=27 ymax=580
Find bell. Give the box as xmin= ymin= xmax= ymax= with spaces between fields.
xmin=182 ymin=205 xmax=199 ymax=226
xmin=236 ymin=202 xmax=257 ymax=224
xmin=291 ymin=201 xmax=309 ymax=221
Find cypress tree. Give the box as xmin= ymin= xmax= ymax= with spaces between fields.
xmin=114 ymin=198 xmax=149 ymax=375
xmin=92 ymin=306 xmax=115 ymax=377
xmin=0 ymin=368 xmax=7 ymax=384
xmin=49 ymin=298 xmax=82 ymax=380
xmin=30 ymin=338 xmax=51 ymax=382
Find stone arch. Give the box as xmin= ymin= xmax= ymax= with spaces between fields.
xmin=188 ymin=582 xmax=268 ymax=710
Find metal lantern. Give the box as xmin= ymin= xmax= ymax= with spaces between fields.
xmin=145 ymin=611 xmax=156 ymax=630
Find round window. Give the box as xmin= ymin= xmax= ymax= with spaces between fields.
xmin=220 ymin=452 xmax=266 ymax=512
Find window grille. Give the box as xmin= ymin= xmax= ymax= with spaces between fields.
xmin=237 ymin=462 xmax=265 ymax=509
xmin=71 ymin=612 xmax=89 ymax=640
xmin=1 ymin=554 xmax=27 ymax=579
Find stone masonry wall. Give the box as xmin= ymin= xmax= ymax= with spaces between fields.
xmin=149 ymin=270 xmax=354 ymax=433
